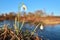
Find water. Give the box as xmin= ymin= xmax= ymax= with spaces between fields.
xmin=0 ymin=20 xmax=60 ymax=40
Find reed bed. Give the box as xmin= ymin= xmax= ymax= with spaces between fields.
xmin=0 ymin=25 xmax=42 ymax=40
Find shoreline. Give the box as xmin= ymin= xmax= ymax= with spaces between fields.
xmin=0 ymin=16 xmax=60 ymax=25
xmin=19 ymin=16 xmax=60 ymax=25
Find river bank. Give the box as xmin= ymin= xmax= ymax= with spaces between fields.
xmin=0 ymin=15 xmax=60 ymax=25
xmin=19 ymin=16 xmax=60 ymax=25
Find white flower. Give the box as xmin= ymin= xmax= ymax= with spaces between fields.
xmin=22 ymin=4 xmax=27 ymax=11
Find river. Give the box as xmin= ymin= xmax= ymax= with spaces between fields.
xmin=0 ymin=20 xmax=60 ymax=40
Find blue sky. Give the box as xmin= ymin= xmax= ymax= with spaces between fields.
xmin=0 ymin=0 xmax=60 ymax=16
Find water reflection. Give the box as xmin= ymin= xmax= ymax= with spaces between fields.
xmin=0 ymin=20 xmax=60 ymax=40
